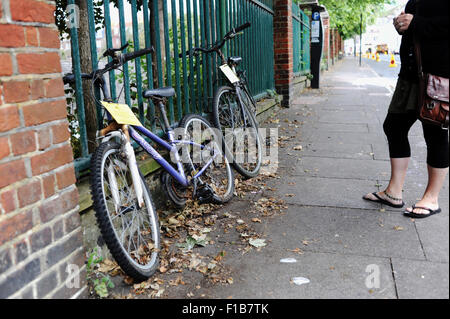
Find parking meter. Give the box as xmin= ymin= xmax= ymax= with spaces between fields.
xmin=310 ymin=10 xmax=324 ymax=89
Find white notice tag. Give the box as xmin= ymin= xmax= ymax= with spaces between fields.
xmin=220 ymin=64 xmax=240 ymax=84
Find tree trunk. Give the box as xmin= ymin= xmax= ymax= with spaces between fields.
xmin=76 ymin=0 xmax=98 ymax=154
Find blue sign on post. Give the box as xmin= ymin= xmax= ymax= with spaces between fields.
xmin=312 ymin=12 xmax=320 ymax=21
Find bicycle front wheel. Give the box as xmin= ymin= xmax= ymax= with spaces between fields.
xmin=212 ymin=86 xmax=262 ymax=179
xmin=90 ymin=141 xmax=160 ymax=282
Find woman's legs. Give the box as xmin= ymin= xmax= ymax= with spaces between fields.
xmin=386 ymin=157 xmax=410 ymax=198
xmin=364 ymin=113 xmax=417 ymax=205
xmin=406 ymin=122 xmax=449 ymax=215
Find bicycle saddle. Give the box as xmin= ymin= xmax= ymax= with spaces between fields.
xmin=143 ymin=87 xmax=176 ymax=99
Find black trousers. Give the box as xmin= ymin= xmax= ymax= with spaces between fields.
xmin=383 ymin=113 xmax=449 ymax=168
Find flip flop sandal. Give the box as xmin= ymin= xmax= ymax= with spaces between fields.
xmin=404 ymin=205 xmax=442 ymax=219
xmin=363 ymin=192 xmax=405 ymax=209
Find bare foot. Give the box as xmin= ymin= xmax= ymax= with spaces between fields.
xmin=405 ymin=198 xmax=440 ymax=216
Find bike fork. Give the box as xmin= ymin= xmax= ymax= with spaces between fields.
xmin=122 ymin=125 xmax=144 ymax=208
xmin=100 ymin=123 xmax=145 ymax=208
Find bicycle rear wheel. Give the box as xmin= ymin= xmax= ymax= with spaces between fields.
xmin=178 ymin=114 xmax=235 ymax=204
xmin=90 ymin=141 xmax=160 ymax=282
xmin=213 ymin=86 xmax=262 ymax=179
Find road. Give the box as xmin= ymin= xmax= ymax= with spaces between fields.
xmin=361 ymin=53 xmax=401 ymax=92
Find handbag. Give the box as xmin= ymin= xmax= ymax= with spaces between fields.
xmin=414 ymin=38 xmax=449 ymax=129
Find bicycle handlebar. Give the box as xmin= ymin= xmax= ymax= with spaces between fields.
xmin=102 ymin=43 xmax=129 ymax=58
xmin=179 ymin=22 xmax=251 ymax=58
xmin=63 ymin=46 xmax=154 ymax=85
xmin=123 ymin=47 xmax=154 ymax=63
xmin=226 ymin=22 xmax=251 ymax=37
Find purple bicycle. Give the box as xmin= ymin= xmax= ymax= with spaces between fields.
xmin=64 ymin=45 xmax=234 ymax=281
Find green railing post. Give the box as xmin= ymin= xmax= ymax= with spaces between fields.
xmin=103 ymin=0 xmax=117 ymax=101
xmin=143 ymin=0 xmax=155 ymax=130
xmin=67 ymin=0 xmax=88 ymax=159
xmin=86 ymin=0 xmax=103 ymax=129
xmin=171 ymin=0 xmax=183 ymax=120
xmin=118 ymin=0 xmax=131 ymax=106
xmin=162 ymin=0 xmax=175 ymax=123
xmin=131 ymin=0 xmax=144 ymax=124
xmin=186 ymin=0 xmax=196 ymax=113
xmin=179 ymin=0 xmax=190 ymax=114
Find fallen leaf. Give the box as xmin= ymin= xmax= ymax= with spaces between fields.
xmin=159 ymin=266 xmax=168 ymax=273
xmin=287 ymin=248 xmax=304 ymax=255
xmin=249 ymin=238 xmax=267 ymax=248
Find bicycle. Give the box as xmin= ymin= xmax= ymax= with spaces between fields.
xmin=63 ymin=44 xmax=234 ymax=282
xmin=183 ymin=22 xmax=263 ymax=179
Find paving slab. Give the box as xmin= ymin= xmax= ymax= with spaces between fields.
xmin=299 ymin=141 xmax=374 ymax=160
xmin=203 ymin=248 xmax=397 ymax=299
xmin=290 ymin=157 xmax=392 ymax=181
xmin=263 ymin=175 xmax=383 ymax=210
xmin=301 ymin=131 xmax=382 ymax=145
xmin=265 ymin=205 xmax=425 ymax=260
xmin=392 ymin=258 xmax=449 ymax=299
xmin=317 ymin=110 xmax=379 ymax=125
xmin=414 ymin=214 xmax=450 ymax=263
xmin=321 ymin=105 xmax=373 ymax=112
xmin=300 ymin=123 xmax=370 ymax=134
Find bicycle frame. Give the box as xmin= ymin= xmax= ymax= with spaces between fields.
xmin=127 ymin=124 xmax=219 ymax=188
xmin=85 ymin=67 xmax=219 ymax=188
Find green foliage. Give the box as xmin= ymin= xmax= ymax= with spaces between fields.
xmin=295 ymin=0 xmax=394 ymax=39
xmin=64 ymin=86 xmax=82 ymax=159
xmin=86 ymin=248 xmax=115 ymax=298
xmin=55 ymin=1 xmax=147 ymax=39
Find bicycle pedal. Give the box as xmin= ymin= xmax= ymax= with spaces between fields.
xmin=196 ymin=184 xmax=215 ymax=204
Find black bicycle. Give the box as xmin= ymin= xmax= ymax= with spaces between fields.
xmin=184 ymin=22 xmax=262 ymax=179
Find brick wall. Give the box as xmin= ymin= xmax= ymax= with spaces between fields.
xmin=0 ymin=0 xmax=86 ymax=299
xmin=273 ymin=0 xmax=294 ymax=108
xmin=322 ymin=16 xmax=330 ymax=70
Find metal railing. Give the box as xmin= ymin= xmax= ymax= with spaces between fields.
xmin=66 ymin=0 xmax=276 ymax=175
xmin=292 ymin=2 xmax=310 ymax=76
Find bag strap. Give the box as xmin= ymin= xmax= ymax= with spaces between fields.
xmin=413 ymin=38 xmax=424 ymax=79
xmin=413 ymin=0 xmax=424 ymax=80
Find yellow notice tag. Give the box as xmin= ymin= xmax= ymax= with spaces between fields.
xmin=101 ymin=101 xmax=143 ymax=127
xmin=220 ymin=64 xmax=240 ymax=84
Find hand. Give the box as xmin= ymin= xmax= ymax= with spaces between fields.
xmin=394 ymin=12 xmax=413 ymax=34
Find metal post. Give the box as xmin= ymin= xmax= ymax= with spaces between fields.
xmin=359 ymin=13 xmax=362 ymax=67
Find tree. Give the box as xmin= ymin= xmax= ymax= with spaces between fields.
xmin=296 ymin=0 xmax=394 ymax=39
